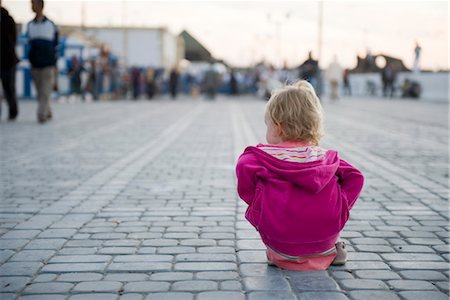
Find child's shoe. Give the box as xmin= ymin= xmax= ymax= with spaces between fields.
xmin=331 ymin=241 xmax=347 ymax=265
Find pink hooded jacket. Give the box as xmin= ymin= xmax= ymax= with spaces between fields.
xmin=236 ymin=144 xmax=364 ymax=256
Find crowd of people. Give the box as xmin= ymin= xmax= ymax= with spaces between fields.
xmin=1 ymin=0 xmax=424 ymax=123
xmin=65 ymin=45 xmax=123 ymax=102
xmin=64 ymin=51 xmax=420 ymax=104
xmin=65 ymin=61 xmax=243 ymax=102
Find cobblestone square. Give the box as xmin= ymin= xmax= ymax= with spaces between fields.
xmin=0 ymin=96 xmax=448 ymax=299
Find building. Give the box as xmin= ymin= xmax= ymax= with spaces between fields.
xmin=61 ymin=25 xmax=185 ymax=69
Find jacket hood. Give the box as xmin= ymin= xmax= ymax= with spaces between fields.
xmin=244 ymin=145 xmax=340 ymax=194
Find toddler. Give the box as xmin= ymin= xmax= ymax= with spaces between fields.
xmin=236 ymin=80 xmax=364 ymax=270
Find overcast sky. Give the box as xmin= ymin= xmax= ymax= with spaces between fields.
xmin=3 ymin=0 xmax=448 ymax=70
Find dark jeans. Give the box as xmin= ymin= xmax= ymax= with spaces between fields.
xmin=0 ymin=66 xmax=18 ymax=119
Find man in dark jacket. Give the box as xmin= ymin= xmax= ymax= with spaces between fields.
xmin=27 ymin=0 xmax=59 ymax=123
xmin=0 ymin=5 xmax=19 ymax=121
xmin=298 ymin=51 xmax=321 ymax=95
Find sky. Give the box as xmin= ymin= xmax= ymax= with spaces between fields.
xmin=3 ymin=0 xmax=449 ymax=70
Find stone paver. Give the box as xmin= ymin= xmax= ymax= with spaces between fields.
xmin=22 ymin=282 xmax=74 ymax=294
xmin=72 ymin=281 xmax=123 ymax=293
xmin=0 ymin=276 xmax=31 ymax=292
xmin=0 ymin=96 xmax=448 ymax=299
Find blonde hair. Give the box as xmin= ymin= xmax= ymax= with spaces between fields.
xmin=266 ymin=80 xmax=324 ymax=145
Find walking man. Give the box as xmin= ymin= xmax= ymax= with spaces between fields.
xmin=169 ymin=67 xmax=179 ymax=99
xmin=26 ymin=0 xmax=58 ymax=123
xmin=1 ymin=3 xmax=19 ymax=121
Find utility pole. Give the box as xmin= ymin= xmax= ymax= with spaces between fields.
xmin=80 ymin=0 xmax=85 ymax=31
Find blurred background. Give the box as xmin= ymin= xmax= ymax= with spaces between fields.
xmin=2 ymin=0 xmax=449 ymax=102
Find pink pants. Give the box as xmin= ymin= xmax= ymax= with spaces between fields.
xmin=266 ymin=247 xmax=337 ymax=271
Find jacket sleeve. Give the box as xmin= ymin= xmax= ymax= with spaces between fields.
xmin=336 ymin=159 xmax=364 ymax=209
xmin=53 ymin=23 xmax=59 ymax=62
xmin=9 ymin=15 xmax=17 ymax=47
xmin=235 ymin=151 xmax=262 ymax=205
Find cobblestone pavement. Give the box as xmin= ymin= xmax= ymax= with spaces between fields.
xmin=0 ymin=96 xmax=448 ymax=300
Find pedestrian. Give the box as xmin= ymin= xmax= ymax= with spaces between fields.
xmin=413 ymin=41 xmax=421 ymax=74
xmin=85 ymin=59 xmax=97 ymax=100
xmin=68 ymin=55 xmax=84 ymax=100
xmin=26 ymin=0 xmax=59 ymax=123
xmin=381 ymin=64 xmax=396 ymax=98
xmin=0 ymin=4 xmax=19 ymax=121
xmin=202 ymin=62 xmax=220 ymax=100
xmin=110 ymin=59 xmax=120 ymax=100
xmin=342 ymin=68 xmax=351 ymax=96
xmin=401 ymin=79 xmax=421 ymax=99
xmin=169 ymin=67 xmax=179 ymax=99
xmin=130 ymin=67 xmax=141 ymax=100
xmin=263 ymin=65 xmax=282 ymax=100
xmin=236 ymin=80 xmax=364 ymax=270
xmin=146 ymin=67 xmax=156 ymax=99
xmin=298 ymin=51 xmax=320 ymax=91
xmin=120 ymin=71 xmax=130 ymax=99
xmin=98 ymin=44 xmax=112 ymax=100
xmin=229 ymin=70 xmax=238 ymax=95
xmin=326 ymin=56 xmax=342 ymax=101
